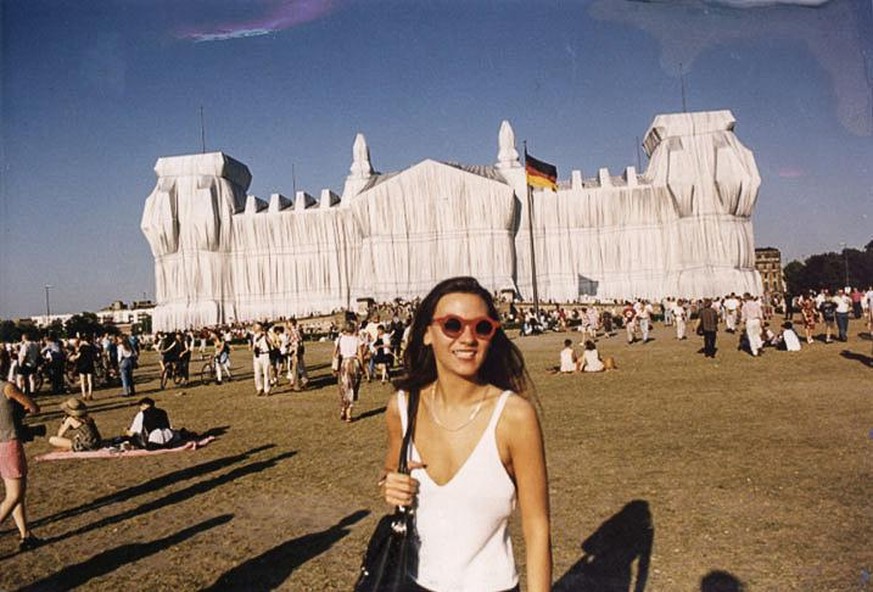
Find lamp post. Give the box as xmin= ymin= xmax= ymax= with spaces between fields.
xmin=44 ymin=284 xmax=52 ymax=326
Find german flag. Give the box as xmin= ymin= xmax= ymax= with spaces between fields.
xmin=525 ymin=151 xmax=557 ymax=190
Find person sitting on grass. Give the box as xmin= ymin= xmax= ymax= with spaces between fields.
xmin=126 ymin=397 xmax=185 ymax=450
xmin=559 ymin=339 xmax=578 ymax=373
xmin=579 ymin=339 xmax=617 ymax=372
xmin=48 ymin=398 xmax=102 ymax=452
xmin=776 ymin=322 xmax=802 ymax=352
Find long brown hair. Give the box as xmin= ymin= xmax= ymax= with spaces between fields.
xmin=393 ymin=277 xmax=531 ymax=398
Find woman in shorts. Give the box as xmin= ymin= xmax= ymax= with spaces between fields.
xmin=70 ymin=335 xmax=97 ymax=401
xmin=0 ymin=348 xmax=41 ymax=551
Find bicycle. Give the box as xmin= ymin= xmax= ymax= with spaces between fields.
xmin=200 ymin=354 xmax=231 ymax=386
xmin=160 ymin=360 xmax=186 ymax=390
xmin=200 ymin=355 xmax=216 ymax=386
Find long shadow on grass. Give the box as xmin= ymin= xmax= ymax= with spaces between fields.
xmin=839 ymin=349 xmax=873 ymax=366
xmin=42 ymin=450 xmax=297 ymax=545
xmin=22 ymin=443 xmax=272 ymax=532
xmin=18 ymin=514 xmax=233 ymax=592
xmin=354 ymin=406 xmax=387 ymax=422
xmin=202 ymin=509 xmax=369 ymax=591
xmin=553 ymin=500 xmax=654 ymax=592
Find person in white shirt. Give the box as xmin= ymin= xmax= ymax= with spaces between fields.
xmin=741 ymin=294 xmax=764 ymax=357
xmin=637 ymin=300 xmax=654 ymax=343
xmin=723 ymin=293 xmax=740 ymax=333
xmin=672 ymin=299 xmax=688 ymax=340
xmin=833 ymin=289 xmax=852 ymax=342
xmin=558 ymin=339 xmax=578 ymax=373
xmin=778 ymin=322 xmax=802 ymax=352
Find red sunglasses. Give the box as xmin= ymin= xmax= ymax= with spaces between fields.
xmin=431 ymin=315 xmax=500 ymax=340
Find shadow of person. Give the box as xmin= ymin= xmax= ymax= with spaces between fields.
xmin=700 ymin=570 xmax=745 ymax=592
xmin=201 ymin=509 xmax=370 ymax=591
xmin=354 ymin=406 xmax=387 ymax=422
xmin=18 ymin=514 xmax=233 ymax=591
xmin=553 ymin=499 xmax=654 ymax=592
xmin=839 ymin=349 xmax=873 ymax=367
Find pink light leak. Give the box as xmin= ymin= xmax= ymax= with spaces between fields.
xmin=777 ymin=167 xmax=806 ymax=178
xmin=177 ymin=0 xmax=338 ymax=42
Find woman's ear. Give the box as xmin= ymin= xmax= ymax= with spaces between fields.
xmin=422 ymin=327 xmax=432 ymax=347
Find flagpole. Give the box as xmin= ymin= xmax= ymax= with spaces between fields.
xmin=523 ymin=142 xmax=540 ymax=318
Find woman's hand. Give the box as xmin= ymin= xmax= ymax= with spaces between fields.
xmin=381 ymin=461 xmax=424 ymax=507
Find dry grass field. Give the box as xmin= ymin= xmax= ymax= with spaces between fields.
xmin=3 ymin=319 xmax=871 ymax=591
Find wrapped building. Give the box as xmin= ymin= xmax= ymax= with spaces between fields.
xmin=141 ymin=110 xmax=762 ymax=331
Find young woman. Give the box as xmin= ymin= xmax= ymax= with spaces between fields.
xmin=212 ymin=332 xmax=233 ymax=384
xmin=381 ymin=276 xmax=551 ymax=591
xmin=579 ymin=339 xmax=606 ymax=373
xmin=800 ymin=294 xmax=817 ymax=344
xmin=0 ymin=349 xmax=41 ymax=551
xmin=48 ymin=397 xmax=102 ymax=452
xmin=333 ymin=321 xmax=364 ymax=422
xmin=117 ymin=334 xmax=137 ymax=397
xmin=70 ymin=335 xmax=97 ymax=401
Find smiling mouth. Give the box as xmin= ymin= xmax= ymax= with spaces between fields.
xmin=452 ymin=349 xmax=478 ymax=359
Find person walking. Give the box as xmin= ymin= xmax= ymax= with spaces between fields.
xmin=212 ymin=332 xmax=233 ymax=384
xmin=741 ymin=294 xmax=764 ymax=357
xmin=696 ymin=298 xmax=719 ymax=358
xmin=0 ymin=349 xmax=41 ymax=551
xmin=117 ymin=334 xmax=137 ymax=397
xmin=70 ymin=335 xmax=97 ymax=401
xmin=334 ymin=322 xmax=363 ymax=422
xmin=673 ymin=299 xmax=688 ymax=340
xmin=834 ymin=289 xmax=852 ymax=342
xmin=250 ymin=323 xmax=272 ymax=397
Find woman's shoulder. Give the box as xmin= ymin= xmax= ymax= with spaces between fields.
xmin=497 ymin=390 xmax=538 ymax=426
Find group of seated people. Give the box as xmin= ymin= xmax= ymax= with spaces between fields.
xmin=738 ymin=321 xmax=803 ymax=355
xmin=48 ymin=396 xmax=189 ymax=452
xmin=556 ymin=339 xmax=618 ymax=374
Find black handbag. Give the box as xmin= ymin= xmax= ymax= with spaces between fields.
xmin=354 ymin=390 xmax=420 ymax=592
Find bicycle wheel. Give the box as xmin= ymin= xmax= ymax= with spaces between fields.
xmin=201 ymin=362 xmax=214 ymax=386
xmin=32 ymin=371 xmax=44 ymax=394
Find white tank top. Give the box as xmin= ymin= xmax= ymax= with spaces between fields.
xmin=398 ymin=390 xmax=518 ymax=592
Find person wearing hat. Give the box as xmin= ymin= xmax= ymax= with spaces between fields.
xmin=48 ymin=398 xmax=102 ymax=452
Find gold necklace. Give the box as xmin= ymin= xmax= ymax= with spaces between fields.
xmin=427 ymin=382 xmax=486 ymax=432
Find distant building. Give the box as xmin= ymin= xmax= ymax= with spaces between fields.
xmin=30 ymin=300 xmax=155 ymax=330
xmin=755 ymin=247 xmax=784 ymax=294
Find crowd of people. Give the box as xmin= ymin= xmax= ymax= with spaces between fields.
xmin=3 ymin=332 xmax=142 ymax=399
xmin=520 ymin=286 xmax=873 ymax=363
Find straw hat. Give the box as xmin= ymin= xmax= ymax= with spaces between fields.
xmin=60 ymin=398 xmax=88 ymax=417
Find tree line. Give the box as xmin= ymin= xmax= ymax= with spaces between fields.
xmin=783 ymin=239 xmax=873 ymax=295
xmin=0 ymin=312 xmax=122 ymax=343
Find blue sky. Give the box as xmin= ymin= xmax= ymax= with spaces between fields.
xmin=2 ymin=0 xmax=871 ymax=318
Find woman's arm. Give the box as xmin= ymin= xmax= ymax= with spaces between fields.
xmin=503 ymin=397 xmax=552 ymax=592
xmin=4 ymin=382 xmax=39 ymax=414
xmin=57 ymin=416 xmax=75 ymax=437
xmin=381 ymin=393 xmax=419 ymax=507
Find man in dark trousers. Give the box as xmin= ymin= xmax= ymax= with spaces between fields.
xmin=697 ymin=298 xmax=720 ymax=358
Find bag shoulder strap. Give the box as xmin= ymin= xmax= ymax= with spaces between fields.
xmin=397 ymin=389 xmax=419 ymax=475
